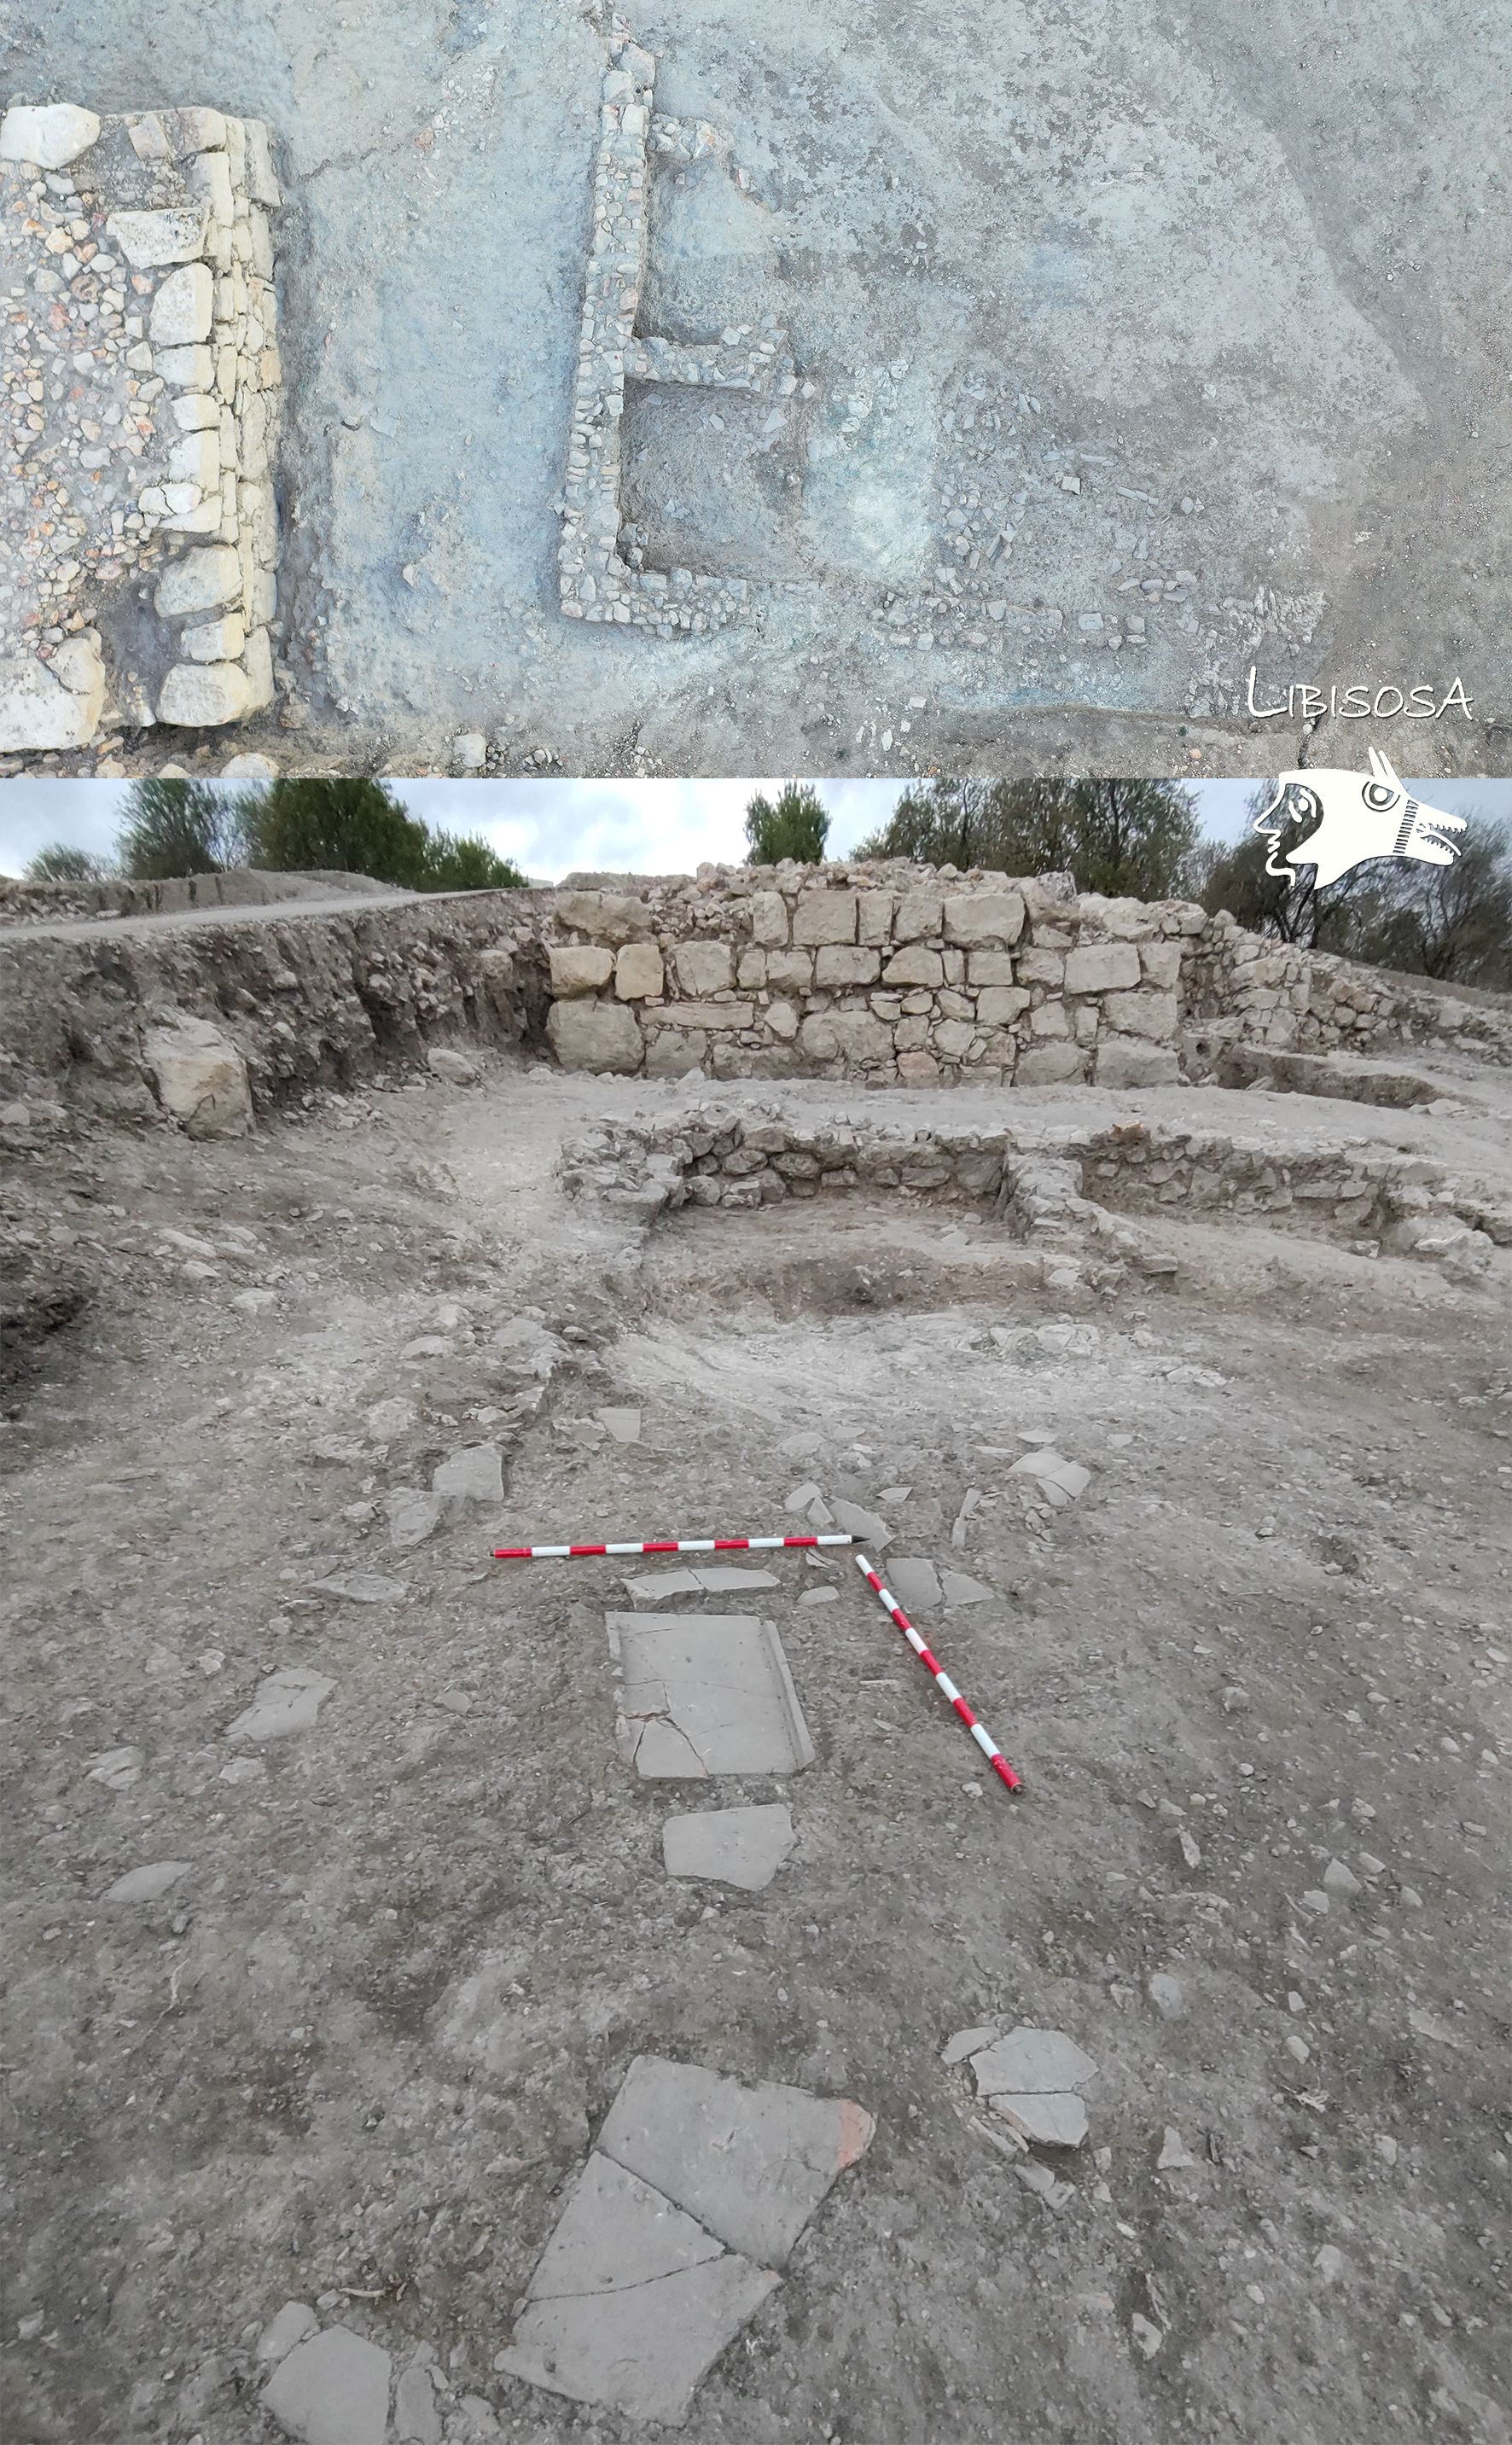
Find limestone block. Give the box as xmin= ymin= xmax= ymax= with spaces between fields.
xmin=171 ymin=391 xmax=221 ymax=430
xmin=1074 ymin=894 xmax=1157 ymax=940
xmin=765 ymin=999 xmax=799 ymax=1040
xmin=149 ymin=262 xmax=214 ymax=346
xmin=615 ymin=941 xmax=664 ymax=1000
xmin=1098 ymin=988 xmax=1179 ymax=1042
xmin=793 ymin=889 xmax=858 ymax=946
xmin=169 ymin=428 xmax=220 ymax=490
xmin=933 ymin=1019 xmax=977 ymax=1061
xmin=797 ymin=1013 xmax=838 ymax=1061
xmin=748 ymin=890 xmax=788 ymax=946
xmin=186 ymin=148 xmax=235 ymax=228
xmin=893 ymin=891 xmax=943 ymax=942
xmin=1094 ymin=1039 xmax=1182 ymax=1088
xmin=245 ymin=119 xmax=282 ymax=207
xmin=814 ymin=945 xmax=881 ymax=987
xmin=898 ymin=1051 xmax=940 ymax=1085
xmin=554 ymin=890 xmax=654 ymax=942
xmin=646 ymin=1000 xmax=751 ymax=1032
xmin=645 ymin=1028 xmax=707 ymax=1077
xmin=1139 ymin=940 xmax=1183 ymax=989
xmin=1064 ymin=940 xmax=1142 ymax=995
xmin=154 ymin=341 xmax=213 ymax=387
xmin=105 ymin=207 xmax=208 ymax=269
xmin=550 ymin=945 xmax=614 ymax=996
xmin=894 ymin=1015 xmax=930 ymax=1051
xmin=968 ymin=952 xmax=1017 ymax=986
xmin=674 ymin=940 xmax=734 ymax=997
xmin=241 ymin=626 xmax=275 ymax=709
xmin=142 ymin=1013 xmax=253 ymax=1138
xmin=882 ymin=945 xmax=945 ymax=987
xmin=736 ymin=948 xmax=768 ymax=988
xmin=976 ymin=986 xmax=1030 ymax=1027
xmin=828 ymin=1011 xmax=892 ymax=1066
xmin=158 ymin=660 xmax=253 ymax=725
xmin=0 ymin=638 xmax=104 ymax=752
xmin=154 ymin=544 xmax=241 ymax=618
xmin=0 ymin=105 xmax=99 ymax=167
xmin=1031 ymin=1002 xmax=1069 ymax=1039
xmin=943 ymin=890 xmax=1025 ymax=947
xmin=765 ymin=950 xmax=813 ymax=995
xmin=181 ymin=612 xmax=247 ymax=662
xmin=547 ymin=998 xmax=643 ymax=1073
xmin=1016 ymin=948 xmax=1066 ymax=987
xmin=1015 ymin=1042 xmax=1086 ymax=1085
xmin=857 ymin=891 xmax=896 ymax=944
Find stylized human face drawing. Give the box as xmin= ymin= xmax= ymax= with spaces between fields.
xmin=1252 ymin=753 xmax=1466 ymax=891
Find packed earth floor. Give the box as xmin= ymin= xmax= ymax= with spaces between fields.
xmin=3 ymin=1056 xmax=1511 ymax=2443
xmin=5 ymin=0 xmax=1511 ymax=777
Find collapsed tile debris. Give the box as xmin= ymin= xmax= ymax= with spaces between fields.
xmin=0 ymin=100 xmax=282 ymax=753
xmin=558 ymin=24 xmax=815 ymax=634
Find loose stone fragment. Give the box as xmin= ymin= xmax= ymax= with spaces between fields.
xmin=261 ymin=2326 xmax=391 ymax=2445
xmin=662 ymin=1803 xmax=796 ymax=1890
xmin=104 ymin=1860 xmax=190 ymax=1903
xmin=226 ymin=1670 xmax=335 ymax=1741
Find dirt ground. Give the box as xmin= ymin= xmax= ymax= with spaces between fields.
xmin=6 ymin=0 xmax=1510 ymax=776
xmin=3 ymin=1057 xmax=1510 ymax=2443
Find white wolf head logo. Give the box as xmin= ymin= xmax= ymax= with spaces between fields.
xmin=1252 ymin=752 xmax=1465 ymax=891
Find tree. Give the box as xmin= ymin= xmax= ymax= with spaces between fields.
xmin=24 ymin=842 xmax=112 ymax=882
xmin=745 ymin=783 xmax=830 ymax=866
xmin=240 ymin=778 xmax=432 ymax=886
xmin=239 ymin=779 xmax=525 ymax=894
xmin=854 ymin=778 xmax=1201 ymax=900
xmin=116 ymin=777 xmax=245 ymax=878
xmin=1360 ymin=813 xmax=1511 ymax=988
xmin=421 ymin=832 xmax=527 ymax=892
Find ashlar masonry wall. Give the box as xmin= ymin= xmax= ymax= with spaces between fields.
xmin=540 ymin=863 xmax=1512 ymax=1084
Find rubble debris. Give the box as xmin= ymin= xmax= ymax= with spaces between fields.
xmin=1008 ymin=1447 xmax=1091 ymax=1505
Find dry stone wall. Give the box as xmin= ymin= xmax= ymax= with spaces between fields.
xmin=0 ymin=101 xmax=282 ymax=755
xmin=540 ymin=864 xmax=1203 ymax=1089
xmin=1183 ymin=911 xmax=1512 ymax=1065
xmin=559 ymin=1105 xmax=1509 ymax=1275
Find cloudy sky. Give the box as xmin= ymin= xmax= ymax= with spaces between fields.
xmin=0 ymin=774 xmax=1503 ymax=882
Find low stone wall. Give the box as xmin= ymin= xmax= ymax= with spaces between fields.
xmin=542 ymin=863 xmax=1204 ymax=1089
xmin=1184 ymin=911 xmax=1512 ymax=1065
xmin=559 ymin=1106 xmax=1509 ymax=1273
xmin=0 ymin=102 xmax=283 ymax=756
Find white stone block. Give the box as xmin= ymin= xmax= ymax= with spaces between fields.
xmin=0 ymin=104 xmax=100 ymax=168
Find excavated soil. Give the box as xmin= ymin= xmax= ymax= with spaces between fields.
xmin=3 ymin=1062 xmax=1510 ymax=2444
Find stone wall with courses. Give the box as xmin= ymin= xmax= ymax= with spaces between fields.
xmin=559 ymin=1106 xmax=1510 ymax=1274
xmin=0 ymin=101 xmax=282 ymax=754
xmin=542 ymin=864 xmax=1512 ymax=1083
xmin=541 ymin=864 xmax=1204 ymax=1090
xmin=1184 ymin=911 xmax=1512 ymax=1066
